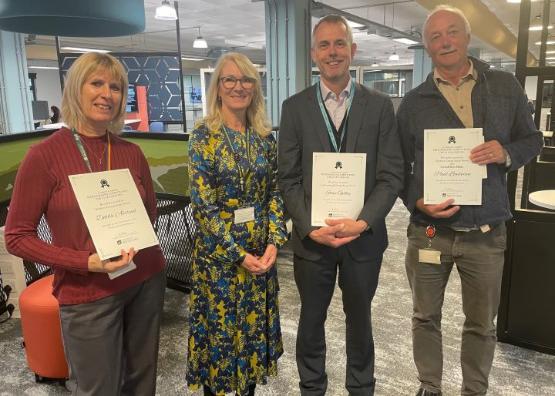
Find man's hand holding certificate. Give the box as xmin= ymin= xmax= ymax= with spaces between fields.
xmin=69 ymin=168 xmax=159 ymax=268
xmin=424 ymin=128 xmax=484 ymax=205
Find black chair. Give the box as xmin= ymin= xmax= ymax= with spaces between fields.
xmin=154 ymin=193 xmax=196 ymax=293
xmin=539 ymin=146 xmax=555 ymax=162
xmin=524 ymin=160 xmax=555 ymax=211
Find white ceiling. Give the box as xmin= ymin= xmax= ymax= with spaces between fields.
xmin=25 ymin=0 xmax=541 ymax=71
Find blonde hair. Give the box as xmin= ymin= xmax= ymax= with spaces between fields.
xmin=312 ymin=14 xmax=354 ymax=48
xmin=422 ymin=5 xmax=471 ymax=47
xmin=61 ymin=52 xmax=128 ymax=134
xmin=197 ymin=52 xmax=271 ymax=137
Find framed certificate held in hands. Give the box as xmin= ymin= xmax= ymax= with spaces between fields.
xmin=311 ymin=152 xmax=366 ymax=226
xmin=424 ymin=128 xmax=484 ymax=205
xmin=69 ymin=168 xmax=160 ymax=261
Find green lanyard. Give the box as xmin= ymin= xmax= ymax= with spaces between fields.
xmin=316 ymin=79 xmax=355 ymax=152
xmin=222 ymin=126 xmax=252 ymax=199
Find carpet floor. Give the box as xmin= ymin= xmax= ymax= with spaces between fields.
xmin=1 ymin=200 xmax=554 ymax=395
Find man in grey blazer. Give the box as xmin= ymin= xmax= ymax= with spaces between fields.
xmin=278 ymin=15 xmax=404 ymax=396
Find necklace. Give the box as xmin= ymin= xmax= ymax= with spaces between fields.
xmin=81 ymin=135 xmax=107 ymax=168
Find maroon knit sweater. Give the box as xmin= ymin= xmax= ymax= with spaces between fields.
xmin=5 ymin=128 xmax=165 ymax=305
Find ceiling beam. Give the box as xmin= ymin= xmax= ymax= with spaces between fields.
xmin=416 ymin=0 xmax=536 ymax=66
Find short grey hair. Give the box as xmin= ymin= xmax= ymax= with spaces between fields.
xmin=312 ymin=14 xmax=353 ymax=48
xmin=422 ymin=5 xmax=471 ymax=47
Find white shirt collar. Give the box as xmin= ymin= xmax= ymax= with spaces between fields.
xmin=319 ymin=76 xmax=352 ymax=101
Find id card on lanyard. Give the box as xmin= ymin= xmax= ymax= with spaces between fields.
xmin=222 ymin=126 xmax=256 ymax=224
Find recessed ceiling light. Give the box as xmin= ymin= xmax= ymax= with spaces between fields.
xmin=61 ymin=46 xmax=110 ymax=53
xmin=393 ymin=38 xmax=419 ymax=45
xmin=28 ymin=66 xmax=59 ymax=70
xmin=529 ymin=25 xmax=553 ymax=31
xmin=347 ymin=20 xmax=364 ymax=29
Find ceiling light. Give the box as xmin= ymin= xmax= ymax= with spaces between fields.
xmin=347 ymin=20 xmax=365 ymax=29
xmin=28 ymin=66 xmax=59 ymax=70
xmin=224 ymin=39 xmax=264 ymax=49
xmin=193 ymin=27 xmax=208 ymax=49
xmin=182 ymin=57 xmax=203 ymax=61
xmin=371 ymin=62 xmax=379 ymax=67
xmin=393 ymin=38 xmax=419 ymax=45
xmin=507 ymin=0 xmax=540 ymax=3
xmin=155 ymin=0 xmax=177 ymax=21
xmin=535 ymin=40 xmax=555 ymax=45
xmin=389 ymin=52 xmax=400 ymax=61
xmin=545 ymin=57 xmax=555 ymax=60
xmin=546 ymin=50 xmax=555 ymax=54
xmin=61 ymin=46 xmax=110 ymax=53
xmin=530 ymin=25 xmax=553 ymax=31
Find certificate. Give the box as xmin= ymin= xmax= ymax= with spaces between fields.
xmin=69 ymin=169 xmax=159 ymax=261
xmin=424 ymin=128 xmax=483 ymax=205
xmin=311 ymin=152 xmax=366 ymax=226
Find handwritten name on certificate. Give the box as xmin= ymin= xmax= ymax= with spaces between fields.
xmin=424 ymin=128 xmax=483 ymax=205
xmin=311 ymin=152 xmax=366 ymax=227
xmin=69 ymin=169 xmax=159 ymax=261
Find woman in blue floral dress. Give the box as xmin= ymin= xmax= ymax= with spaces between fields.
xmin=186 ymin=52 xmax=288 ymax=396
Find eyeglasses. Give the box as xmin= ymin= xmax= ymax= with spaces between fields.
xmin=219 ymin=75 xmax=256 ymax=89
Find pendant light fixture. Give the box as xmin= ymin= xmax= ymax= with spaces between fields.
xmin=193 ymin=27 xmax=208 ymax=49
xmin=155 ymin=0 xmax=178 ymax=21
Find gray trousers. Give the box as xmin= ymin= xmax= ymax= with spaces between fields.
xmin=294 ymin=247 xmax=382 ymax=396
xmin=405 ymin=223 xmax=506 ymax=396
xmin=59 ymin=271 xmax=166 ymax=396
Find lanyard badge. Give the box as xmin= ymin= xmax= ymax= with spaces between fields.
xmin=419 ymin=224 xmax=441 ymax=265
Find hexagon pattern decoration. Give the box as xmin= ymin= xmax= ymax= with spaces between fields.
xmin=61 ymin=53 xmax=183 ymax=122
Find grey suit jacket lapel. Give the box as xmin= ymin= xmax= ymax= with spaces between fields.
xmin=307 ymin=85 xmax=332 ymax=152
xmin=345 ymin=84 xmax=366 ymax=153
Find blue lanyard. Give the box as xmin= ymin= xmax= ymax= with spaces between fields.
xmin=316 ymin=80 xmax=355 ymax=152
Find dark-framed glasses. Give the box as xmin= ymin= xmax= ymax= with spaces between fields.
xmin=220 ymin=75 xmax=256 ymax=89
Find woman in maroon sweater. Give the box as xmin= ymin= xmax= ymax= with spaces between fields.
xmin=5 ymin=53 xmax=165 ymax=395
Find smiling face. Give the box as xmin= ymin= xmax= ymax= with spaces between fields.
xmin=79 ymin=68 xmax=123 ymax=135
xmin=311 ymin=20 xmax=356 ymax=90
xmin=217 ymin=60 xmax=254 ymax=116
xmin=424 ymin=10 xmax=470 ymax=74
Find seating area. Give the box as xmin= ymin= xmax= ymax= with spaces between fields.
xmin=0 ymin=193 xmax=196 ymax=383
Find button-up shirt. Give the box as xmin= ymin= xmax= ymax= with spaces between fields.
xmin=320 ymin=77 xmax=352 ymax=131
xmin=434 ymin=60 xmax=477 ymax=128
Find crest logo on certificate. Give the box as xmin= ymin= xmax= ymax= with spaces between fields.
xmin=69 ymin=168 xmax=160 ymax=278
xmin=311 ymin=152 xmax=366 ymax=227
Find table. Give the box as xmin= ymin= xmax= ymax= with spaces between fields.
xmin=529 ymin=189 xmax=555 ymax=210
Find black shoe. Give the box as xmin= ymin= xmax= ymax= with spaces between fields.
xmin=416 ymin=388 xmax=442 ymax=396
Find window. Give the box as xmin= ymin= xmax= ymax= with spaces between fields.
xmin=362 ymin=69 xmax=412 ymax=97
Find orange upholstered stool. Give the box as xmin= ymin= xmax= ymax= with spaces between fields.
xmin=19 ymin=274 xmax=69 ymax=382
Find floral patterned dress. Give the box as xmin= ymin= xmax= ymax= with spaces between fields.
xmin=186 ymin=124 xmax=288 ymax=395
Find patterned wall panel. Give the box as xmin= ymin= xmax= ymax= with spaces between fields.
xmin=60 ymin=53 xmax=183 ymax=122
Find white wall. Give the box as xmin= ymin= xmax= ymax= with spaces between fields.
xmin=33 ymin=68 xmax=62 ymax=111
